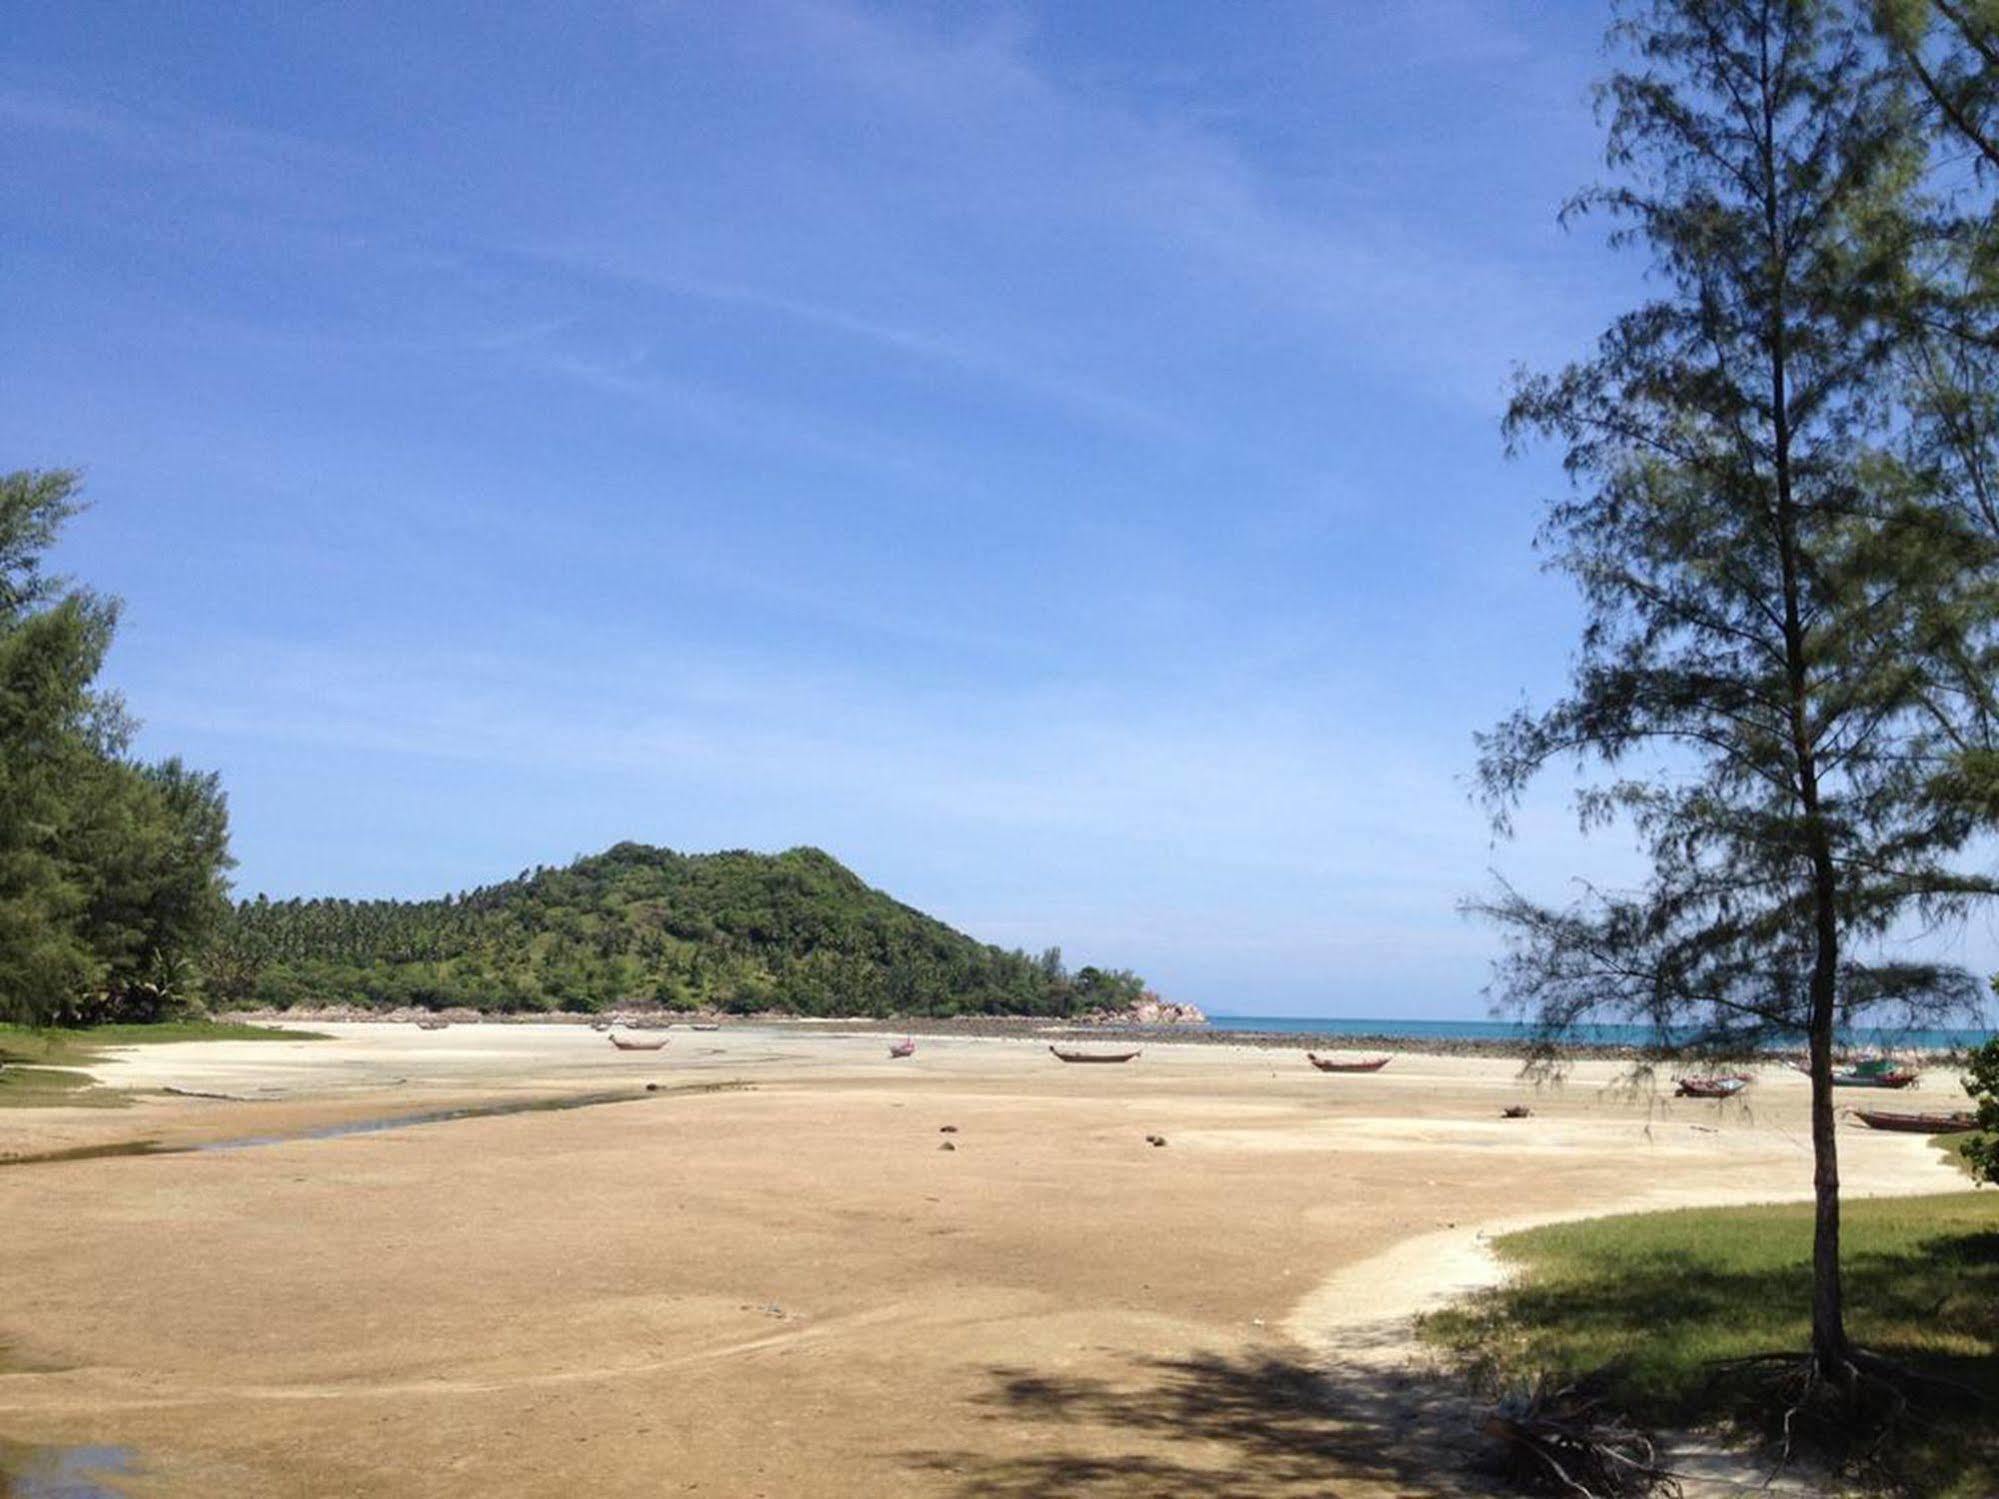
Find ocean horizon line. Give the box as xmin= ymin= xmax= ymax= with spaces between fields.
xmin=1203 ymin=1013 xmax=1999 ymax=1047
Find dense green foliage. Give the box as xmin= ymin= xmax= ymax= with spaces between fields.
xmin=209 ymin=841 xmax=1147 ymax=1017
xmin=0 ymin=470 xmax=233 ymax=1025
xmin=1422 ymin=1192 xmax=1999 ymax=1496
xmin=1967 ymin=1034 xmax=1999 ymax=1184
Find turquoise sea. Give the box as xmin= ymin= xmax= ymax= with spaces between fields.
xmin=1207 ymin=1015 xmax=1998 ymax=1050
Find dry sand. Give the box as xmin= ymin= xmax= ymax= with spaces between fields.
xmin=0 ymin=1024 xmax=1975 ymax=1497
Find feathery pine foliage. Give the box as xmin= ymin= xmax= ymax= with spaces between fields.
xmin=1476 ymin=0 xmax=1999 ymax=1375
xmin=1869 ymin=0 xmax=1999 ymax=818
xmin=1874 ymin=0 xmax=1999 ymax=176
xmin=0 ymin=470 xmax=233 ymax=1025
xmin=209 ymin=842 xmax=1147 ymax=1018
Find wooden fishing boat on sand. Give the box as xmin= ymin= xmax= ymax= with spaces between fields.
xmin=1834 ymin=1066 xmax=1919 ymax=1089
xmin=1674 ymin=1075 xmax=1750 ymax=1099
xmin=414 ymin=1017 xmax=450 ymax=1031
xmin=609 ymin=1033 xmax=668 ymax=1052
xmin=888 ymin=1038 xmax=916 ymax=1059
xmin=1852 ymin=1108 xmax=1978 ymax=1134
xmin=1791 ymin=1057 xmax=1921 ymax=1089
xmin=1049 ymin=1045 xmax=1141 ymax=1064
xmin=1305 ymin=1053 xmax=1390 ymax=1073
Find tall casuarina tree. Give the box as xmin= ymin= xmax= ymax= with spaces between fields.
xmin=1476 ymin=0 xmax=1999 ymax=1381
xmin=0 ymin=470 xmax=235 ymax=1023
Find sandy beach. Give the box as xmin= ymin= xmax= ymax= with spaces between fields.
xmin=0 ymin=1023 xmax=1974 ymax=1497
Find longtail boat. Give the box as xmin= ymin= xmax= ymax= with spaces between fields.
xmin=1674 ymin=1075 xmax=1750 ymax=1099
xmin=414 ymin=1017 xmax=450 ymax=1031
xmin=609 ymin=1034 xmax=668 ymax=1052
xmin=1833 ymin=1067 xmax=1919 ymax=1090
xmin=1853 ymin=1108 xmax=1978 ymax=1133
xmin=1305 ymin=1053 xmax=1390 ymax=1074
xmin=888 ymin=1038 xmax=916 ymax=1059
xmin=1791 ymin=1057 xmax=1921 ymax=1089
xmin=1049 ymin=1045 xmax=1141 ymax=1064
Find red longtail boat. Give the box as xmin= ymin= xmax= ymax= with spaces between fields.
xmin=1852 ymin=1109 xmax=1977 ymax=1134
xmin=1674 ymin=1075 xmax=1750 ymax=1099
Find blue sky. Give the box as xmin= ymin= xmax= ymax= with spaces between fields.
xmin=11 ymin=1 xmax=1991 ymax=1017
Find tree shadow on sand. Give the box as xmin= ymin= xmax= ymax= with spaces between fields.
xmin=904 ymin=1332 xmax=1497 ymax=1498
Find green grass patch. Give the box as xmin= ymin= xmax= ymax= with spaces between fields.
xmin=0 ymin=1019 xmax=324 ymax=1108
xmin=1422 ymin=1191 xmax=1999 ymax=1495
xmin=0 ymin=1019 xmax=324 ymax=1057
xmin=0 ymin=1061 xmax=126 ymax=1109
xmin=23 ymin=1019 xmax=325 ymax=1046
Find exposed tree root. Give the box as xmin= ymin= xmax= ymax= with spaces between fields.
xmin=1477 ymin=1345 xmax=1985 ymax=1497
xmin=1481 ymin=1379 xmax=1681 ymax=1497
xmin=1705 ymin=1344 xmax=1982 ymax=1487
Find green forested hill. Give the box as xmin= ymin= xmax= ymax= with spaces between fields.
xmin=207 ymin=842 xmax=1146 ymax=1017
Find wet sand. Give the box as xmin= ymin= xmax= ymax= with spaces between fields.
xmin=0 ymin=1024 xmax=1973 ymax=1497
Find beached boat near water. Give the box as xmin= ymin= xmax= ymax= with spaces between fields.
xmin=888 ymin=1038 xmax=916 ymax=1059
xmin=1305 ymin=1053 xmax=1389 ymax=1074
xmin=1674 ymin=1075 xmax=1750 ymax=1099
xmin=609 ymin=1033 xmax=668 ymax=1052
xmin=690 ymin=1024 xmax=721 ymax=1032
xmin=414 ymin=1017 xmax=450 ymax=1031
xmin=1852 ymin=1108 xmax=1978 ymax=1134
xmin=1049 ymin=1045 xmax=1141 ymax=1064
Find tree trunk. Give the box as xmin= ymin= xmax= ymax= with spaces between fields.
xmin=1756 ymin=20 xmax=1848 ymax=1377
xmin=1806 ymin=926 xmax=1848 ymax=1373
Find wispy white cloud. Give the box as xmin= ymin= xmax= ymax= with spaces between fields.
xmin=0 ymin=84 xmax=358 ymax=208
xmin=7 ymin=3 xmax=1591 ymax=435
xmin=524 ymin=347 xmax=955 ymax=482
xmin=656 ymin=0 xmax=1588 ymax=412
xmin=512 ymin=254 xmax=1181 ymax=437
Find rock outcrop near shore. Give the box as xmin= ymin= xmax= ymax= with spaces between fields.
xmin=1081 ymin=994 xmax=1208 ymax=1027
